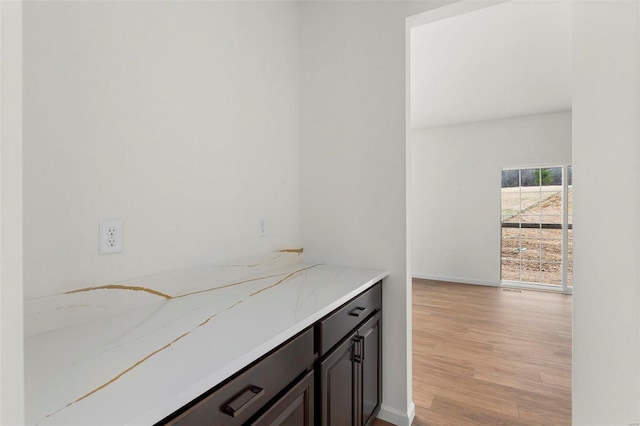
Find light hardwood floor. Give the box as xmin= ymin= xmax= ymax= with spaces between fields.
xmin=376 ymin=279 xmax=572 ymax=426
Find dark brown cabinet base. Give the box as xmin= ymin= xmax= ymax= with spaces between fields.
xmin=253 ymin=371 xmax=314 ymax=426
xmin=157 ymin=281 xmax=382 ymax=426
xmin=318 ymin=311 xmax=381 ymax=426
xmin=358 ymin=312 xmax=382 ymax=426
xmin=319 ymin=335 xmax=357 ymax=425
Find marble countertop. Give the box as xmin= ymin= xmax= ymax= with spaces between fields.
xmin=25 ymin=251 xmax=387 ymax=426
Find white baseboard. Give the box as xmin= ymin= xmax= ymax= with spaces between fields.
xmin=377 ymin=402 xmax=415 ymax=426
xmin=412 ymin=273 xmax=498 ymax=287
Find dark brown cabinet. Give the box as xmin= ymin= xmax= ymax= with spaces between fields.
xmin=157 ymin=281 xmax=382 ymax=426
xmin=318 ymin=311 xmax=381 ymax=426
xmin=253 ymin=371 xmax=314 ymax=426
xmin=317 ymin=282 xmax=382 ymax=426
xmin=358 ymin=312 xmax=382 ymax=426
xmin=319 ymin=335 xmax=357 ymax=425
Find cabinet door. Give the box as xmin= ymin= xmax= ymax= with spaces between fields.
xmin=358 ymin=311 xmax=381 ymax=426
xmin=251 ymin=371 xmax=314 ymax=426
xmin=319 ymin=333 xmax=358 ymax=426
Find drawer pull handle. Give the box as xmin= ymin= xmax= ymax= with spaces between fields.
xmin=349 ymin=307 xmax=367 ymax=317
xmin=222 ymin=385 xmax=265 ymax=418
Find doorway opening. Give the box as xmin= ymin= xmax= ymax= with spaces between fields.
xmin=406 ymin=1 xmax=574 ymax=424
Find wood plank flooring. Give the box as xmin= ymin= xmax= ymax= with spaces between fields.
xmin=412 ymin=279 xmax=572 ymax=425
xmin=375 ymin=279 xmax=572 ymax=426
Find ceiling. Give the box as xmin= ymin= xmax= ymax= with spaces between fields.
xmin=410 ymin=1 xmax=572 ymax=129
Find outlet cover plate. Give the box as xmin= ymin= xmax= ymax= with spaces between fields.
xmin=99 ymin=220 xmax=123 ymax=254
xmin=258 ymin=218 xmax=267 ymax=238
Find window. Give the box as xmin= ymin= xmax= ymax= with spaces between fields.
xmin=500 ymin=166 xmax=572 ymax=290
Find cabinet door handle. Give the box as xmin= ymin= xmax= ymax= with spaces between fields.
xmin=352 ymin=337 xmax=361 ymax=363
xmin=349 ymin=306 xmax=367 ymax=317
xmin=222 ymin=385 xmax=265 ymax=417
xmin=353 ymin=336 xmax=365 ymax=363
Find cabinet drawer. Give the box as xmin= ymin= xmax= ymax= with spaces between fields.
xmin=251 ymin=370 xmax=314 ymax=425
xmin=162 ymin=328 xmax=314 ymax=426
xmin=316 ymin=282 xmax=381 ymax=356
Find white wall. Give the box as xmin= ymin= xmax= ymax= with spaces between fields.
xmin=0 ymin=2 xmax=24 ymax=424
xmin=23 ymin=1 xmax=301 ymax=299
xmin=411 ymin=111 xmax=572 ymax=285
xmin=298 ymin=2 xmax=449 ymax=424
xmin=410 ymin=1 xmax=572 ymax=128
xmin=573 ymin=1 xmax=640 ymax=424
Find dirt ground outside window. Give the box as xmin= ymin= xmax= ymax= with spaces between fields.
xmin=501 ymin=186 xmax=573 ymax=286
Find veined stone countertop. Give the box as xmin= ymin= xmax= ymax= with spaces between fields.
xmin=25 ymin=251 xmax=387 ymax=426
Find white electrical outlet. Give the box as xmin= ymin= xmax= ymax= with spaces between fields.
xmin=99 ymin=220 xmax=123 ymax=254
xmin=258 ymin=218 xmax=267 ymax=238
